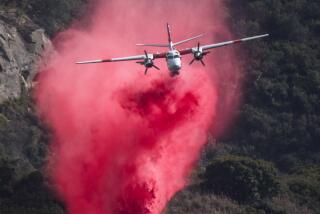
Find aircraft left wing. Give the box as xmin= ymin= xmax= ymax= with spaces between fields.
xmin=76 ymin=52 xmax=167 ymax=64
xmin=179 ymin=34 xmax=269 ymax=55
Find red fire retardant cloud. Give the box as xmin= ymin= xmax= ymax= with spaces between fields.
xmin=35 ymin=0 xmax=241 ymax=213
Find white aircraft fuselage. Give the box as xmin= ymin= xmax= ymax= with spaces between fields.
xmin=166 ymin=50 xmax=182 ymax=76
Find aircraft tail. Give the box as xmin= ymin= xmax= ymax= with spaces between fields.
xmin=135 ymin=23 xmax=172 ymax=49
xmin=167 ymin=23 xmax=172 ymax=45
xmin=136 ymin=23 xmax=204 ymax=50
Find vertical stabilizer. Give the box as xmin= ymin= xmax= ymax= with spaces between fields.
xmin=167 ymin=23 xmax=174 ymax=50
xmin=136 ymin=23 xmax=177 ymax=50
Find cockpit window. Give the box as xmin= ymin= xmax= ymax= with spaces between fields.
xmin=167 ymin=55 xmax=180 ymax=59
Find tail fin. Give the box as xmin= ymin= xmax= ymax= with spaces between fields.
xmin=167 ymin=23 xmax=172 ymax=45
xmin=136 ymin=23 xmax=173 ymax=49
xmin=136 ymin=24 xmax=203 ymax=49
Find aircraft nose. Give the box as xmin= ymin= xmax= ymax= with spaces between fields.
xmin=173 ymin=65 xmax=180 ymax=70
xmin=171 ymin=63 xmax=181 ymax=70
xmin=170 ymin=71 xmax=180 ymax=77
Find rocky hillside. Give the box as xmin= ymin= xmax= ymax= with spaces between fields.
xmin=0 ymin=2 xmax=88 ymax=213
xmin=0 ymin=9 xmax=65 ymax=214
xmin=0 ymin=9 xmax=51 ymax=103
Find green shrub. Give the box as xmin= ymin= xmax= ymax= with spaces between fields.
xmin=167 ymin=188 xmax=248 ymax=214
xmin=0 ymin=165 xmax=15 ymax=198
xmin=284 ymin=166 xmax=320 ymax=211
xmin=269 ymin=196 xmax=314 ymax=214
xmin=0 ymin=171 xmax=65 ymax=214
xmin=203 ymin=155 xmax=280 ymax=203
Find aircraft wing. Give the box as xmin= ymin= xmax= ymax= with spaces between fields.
xmin=76 ymin=52 xmax=167 ymax=64
xmin=179 ymin=34 xmax=269 ymax=55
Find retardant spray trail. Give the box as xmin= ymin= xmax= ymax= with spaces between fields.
xmin=35 ymin=0 xmax=241 ymax=213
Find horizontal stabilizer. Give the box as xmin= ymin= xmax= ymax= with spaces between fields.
xmin=174 ymin=34 xmax=205 ymax=46
xmin=136 ymin=43 xmax=169 ymax=48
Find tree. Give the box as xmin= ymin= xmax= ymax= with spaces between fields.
xmin=203 ymin=155 xmax=280 ymax=203
xmin=223 ymin=0 xmax=320 ymax=172
xmin=0 ymin=165 xmax=15 ymax=198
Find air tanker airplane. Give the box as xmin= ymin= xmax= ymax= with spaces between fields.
xmin=76 ymin=24 xmax=269 ymax=76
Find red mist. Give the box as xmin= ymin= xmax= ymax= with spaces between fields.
xmin=35 ymin=0 xmax=241 ymax=213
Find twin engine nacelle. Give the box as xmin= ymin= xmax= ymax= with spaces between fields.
xmin=136 ymin=50 xmax=160 ymax=74
xmin=144 ymin=58 xmax=154 ymax=68
xmin=190 ymin=43 xmax=210 ymax=66
xmin=193 ymin=50 xmax=205 ymax=60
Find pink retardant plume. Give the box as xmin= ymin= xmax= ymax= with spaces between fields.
xmin=35 ymin=0 xmax=241 ymax=213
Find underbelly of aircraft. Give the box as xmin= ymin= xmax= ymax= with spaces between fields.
xmin=168 ymin=59 xmax=181 ymax=76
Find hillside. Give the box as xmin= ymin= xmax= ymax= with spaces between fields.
xmin=0 ymin=2 xmax=84 ymax=213
xmin=0 ymin=0 xmax=319 ymax=214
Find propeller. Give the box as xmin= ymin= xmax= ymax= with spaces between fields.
xmin=189 ymin=42 xmax=210 ymax=66
xmin=136 ymin=50 xmax=160 ymax=75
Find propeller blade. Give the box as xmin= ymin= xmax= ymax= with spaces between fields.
xmin=136 ymin=61 xmax=144 ymax=65
xmin=189 ymin=58 xmax=195 ymax=65
xmin=153 ymin=65 xmax=160 ymax=70
xmin=145 ymin=68 xmax=148 ymax=75
xmin=197 ymin=42 xmax=200 ymax=51
xmin=144 ymin=50 xmax=148 ymax=58
xmin=200 ymin=59 xmax=206 ymax=66
xmin=203 ymin=51 xmax=210 ymax=55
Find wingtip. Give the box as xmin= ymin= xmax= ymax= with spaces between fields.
xmin=75 ymin=61 xmax=92 ymax=64
xmin=75 ymin=59 xmax=105 ymax=64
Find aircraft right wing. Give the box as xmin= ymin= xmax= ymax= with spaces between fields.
xmin=179 ymin=34 xmax=269 ymax=55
